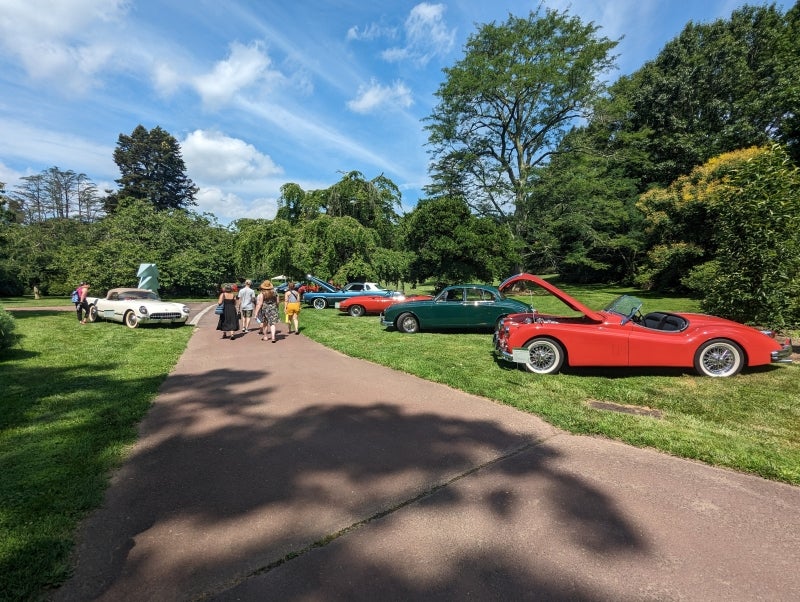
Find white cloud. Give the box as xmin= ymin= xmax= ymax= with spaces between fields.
xmin=0 ymin=161 xmax=23 ymax=187
xmin=195 ymin=186 xmax=278 ymax=223
xmin=382 ymin=2 xmax=455 ymax=66
xmin=152 ymin=61 xmax=182 ymax=97
xmin=347 ymin=79 xmax=413 ymax=114
xmin=181 ymin=130 xmax=283 ymax=184
xmin=192 ymin=41 xmax=282 ymax=108
xmin=0 ymin=0 xmax=129 ymax=92
xmin=0 ymin=118 xmax=116 ymax=177
xmin=346 ymin=22 xmax=397 ymax=42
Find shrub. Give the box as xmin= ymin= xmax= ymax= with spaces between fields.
xmin=0 ymin=306 xmax=17 ymax=351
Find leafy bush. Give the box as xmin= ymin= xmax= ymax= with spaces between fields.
xmin=634 ymin=243 xmax=705 ymax=291
xmin=681 ymin=260 xmax=720 ymax=295
xmin=702 ymin=145 xmax=800 ymax=327
xmin=0 ymin=306 xmax=17 ymax=351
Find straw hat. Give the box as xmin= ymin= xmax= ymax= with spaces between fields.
xmin=259 ymin=280 xmax=274 ymax=290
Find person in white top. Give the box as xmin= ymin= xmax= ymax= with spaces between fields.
xmin=237 ymin=279 xmax=256 ymax=333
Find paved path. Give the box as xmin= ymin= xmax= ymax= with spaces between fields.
xmin=52 ymin=306 xmax=800 ymax=601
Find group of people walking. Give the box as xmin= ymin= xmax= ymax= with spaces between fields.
xmin=217 ymin=279 xmax=301 ymax=342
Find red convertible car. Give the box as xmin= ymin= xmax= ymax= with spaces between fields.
xmin=337 ymin=291 xmax=433 ymax=317
xmin=494 ymin=274 xmax=793 ymax=378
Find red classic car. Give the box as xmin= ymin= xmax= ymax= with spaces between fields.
xmin=494 ymin=273 xmax=793 ymax=378
xmin=337 ymin=291 xmax=433 ymax=317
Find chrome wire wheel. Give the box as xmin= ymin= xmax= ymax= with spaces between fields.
xmin=522 ymin=338 xmax=564 ymax=374
xmin=694 ymin=339 xmax=743 ymax=377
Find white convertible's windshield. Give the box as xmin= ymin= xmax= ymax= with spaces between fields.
xmin=111 ymin=290 xmax=160 ymax=301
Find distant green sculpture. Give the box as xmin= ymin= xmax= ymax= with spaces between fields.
xmin=138 ymin=263 xmax=159 ymax=292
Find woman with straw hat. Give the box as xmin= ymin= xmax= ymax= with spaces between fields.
xmin=254 ymin=280 xmax=280 ymax=342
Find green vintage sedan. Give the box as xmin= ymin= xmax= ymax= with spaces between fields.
xmin=380 ymin=283 xmax=532 ymax=333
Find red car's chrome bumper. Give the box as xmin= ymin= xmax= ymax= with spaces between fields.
xmin=772 ymin=343 xmax=793 ymax=364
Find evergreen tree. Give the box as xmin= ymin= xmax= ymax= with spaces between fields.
xmin=110 ymin=125 xmax=198 ymax=212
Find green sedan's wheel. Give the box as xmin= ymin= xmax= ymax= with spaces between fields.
xmin=397 ymin=312 xmax=419 ymax=334
xmin=521 ymin=337 xmax=564 ymax=374
xmin=124 ymin=310 xmax=139 ymax=329
xmin=313 ymin=298 xmax=327 ymax=309
xmin=87 ymin=304 xmax=98 ymax=323
xmin=348 ymin=304 xmax=365 ymax=317
xmin=694 ymin=338 xmax=743 ymax=377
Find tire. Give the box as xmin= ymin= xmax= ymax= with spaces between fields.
xmin=87 ymin=304 xmax=98 ymax=323
xmin=397 ymin=312 xmax=419 ymax=334
xmin=124 ymin=310 xmax=139 ymax=329
xmin=313 ymin=298 xmax=327 ymax=309
xmin=348 ymin=304 xmax=365 ymax=317
xmin=694 ymin=338 xmax=743 ymax=377
xmin=521 ymin=337 xmax=565 ymax=374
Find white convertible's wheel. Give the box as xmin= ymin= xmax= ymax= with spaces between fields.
xmin=87 ymin=305 xmax=98 ymax=322
xmin=124 ymin=310 xmax=139 ymax=329
xmin=694 ymin=339 xmax=743 ymax=377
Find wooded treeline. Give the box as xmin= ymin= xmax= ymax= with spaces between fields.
xmin=0 ymin=3 xmax=798 ymax=326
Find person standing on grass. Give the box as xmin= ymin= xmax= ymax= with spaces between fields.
xmin=253 ymin=280 xmax=280 ymax=343
xmin=284 ymin=282 xmax=301 ymax=335
xmin=76 ymin=282 xmax=91 ymax=324
xmin=237 ymin=279 xmax=256 ymax=333
xmin=216 ymin=284 xmax=240 ymax=340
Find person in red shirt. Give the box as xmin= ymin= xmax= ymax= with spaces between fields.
xmin=77 ymin=282 xmax=91 ymax=324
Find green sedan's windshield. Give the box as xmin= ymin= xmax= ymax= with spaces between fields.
xmin=604 ymin=295 xmax=643 ymax=319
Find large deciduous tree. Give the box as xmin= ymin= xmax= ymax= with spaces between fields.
xmin=84 ymin=198 xmax=234 ymax=295
xmin=424 ymin=8 xmax=618 ymax=233
xmin=403 ymin=196 xmax=520 ymax=285
xmin=604 ymin=3 xmax=800 ymax=189
xmin=110 ymin=125 xmax=198 ymax=212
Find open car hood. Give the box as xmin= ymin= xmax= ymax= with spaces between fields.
xmin=498 ymin=273 xmax=605 ymax=322
xmin=305 ymin=274 xmax=339 ymax=292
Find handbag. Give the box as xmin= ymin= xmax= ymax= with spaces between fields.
xmin=215 ymin=304 xmax=223 ymax=315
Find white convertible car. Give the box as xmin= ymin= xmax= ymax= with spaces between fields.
xmin=86 ymin=288 xmax=190 ymax=328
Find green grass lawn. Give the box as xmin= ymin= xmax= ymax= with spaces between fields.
xmin=1 ymin=285 xmax=798 ymax=599
xmin=0 ymin=308 xmax=192 ymax=600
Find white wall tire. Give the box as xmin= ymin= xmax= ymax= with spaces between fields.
xmin=694 ymin=339 xmax=743 ymax=377
xmin=521 ymin=337 xmax=564 ymax=374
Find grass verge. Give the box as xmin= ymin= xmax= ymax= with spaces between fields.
xmin=0 ymin=309 xmax=192 ymax=600
xmin=298 ymin=292 xmax=799 ymax=486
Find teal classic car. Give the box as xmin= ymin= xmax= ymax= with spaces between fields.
xmin=380 ymin=282 xmax=531 ymax=333
xmin=302 ymin=274 xmax=391 ymax=309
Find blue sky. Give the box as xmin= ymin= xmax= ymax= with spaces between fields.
xmin=0 ymin=0 xmax=781 ymax=225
